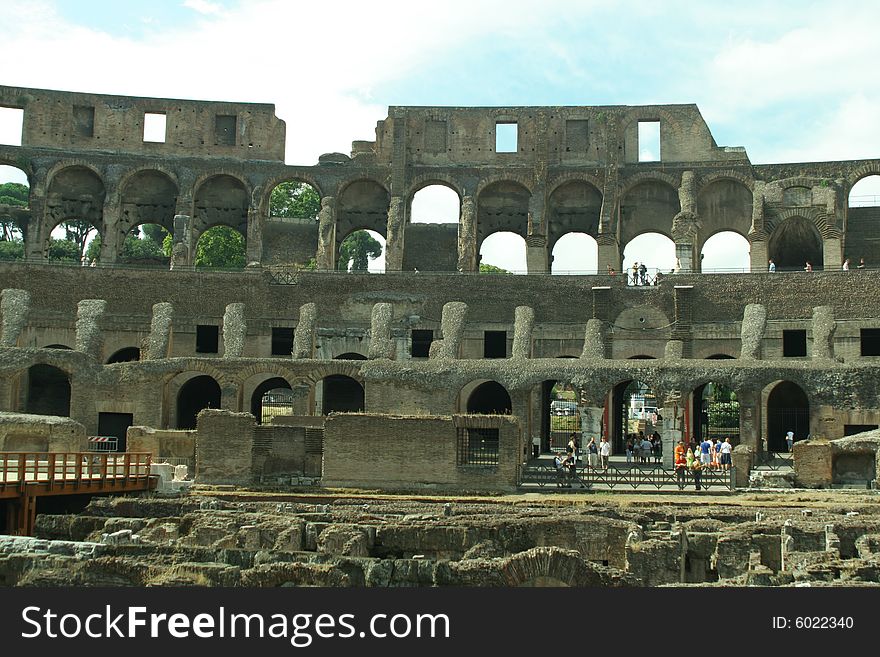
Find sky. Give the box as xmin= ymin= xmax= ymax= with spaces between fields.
xmin=1 ymin=0 xmax=879 ymax=272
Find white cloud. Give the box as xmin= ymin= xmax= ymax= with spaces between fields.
xmin=182 ymin=0 xmax=222 ymax=16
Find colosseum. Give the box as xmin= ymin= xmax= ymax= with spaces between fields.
xmin=0 ymin=84 xmax=879 ymax=587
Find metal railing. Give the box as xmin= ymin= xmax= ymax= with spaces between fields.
xmin=87 ymin=436 xmax=119 ymax=452
xmin=520 ymin=462 xmax=734 ymax=491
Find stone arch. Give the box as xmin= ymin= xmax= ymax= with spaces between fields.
xmin=547 ymin=179 xmax=603 ymax=252
xmin=106 ymin=347 xmax=140 ymax=364
xmin=500 ymin=548 xmax=615 ymax=587
xmin=336 ymin=179 xmax=390 ymax=259
xmin=699 ymin=230 xmax=751 ymax=273
xmin=316 ymin=375 xmax=365 ymax=414
xmin=767 ymin=214 xmax=824 ymax=271
xmin=618 ymin=171 xmax=680 ymax=199
xmin=461 ymin=380 xmax=512 ymax=415
xmin=244 ymin=374 xmax=296 ymax=424
xmin=611 ymin=305 xmax=671 ymax=359
xmin=608 ymin=375 xmax=661 ymax=453
xmin=45 ymin=164 xmax=106 ymax=259
xmin=697 ymin=170 xmax=755 ymax=192
xmin=408 ymin=182 xmax=461 ymax=224
xmin=258 ymin=170 xmax=324 ymax=216
xmin=476 ymin=180 xmax=531 ymax=249
xmin=23 ymin=364 xmax=71 ymax=417
xmin=691 ymin=380 xmax=741 ymax=445
xmin=0 ymin=158 xmax=33 ymax=187
xmin=192 ymin=173 xmax=250 ymax=237
xmin=619 ymin=178 xmax=680 ymax=248
xmin=475 ymin=173 xmax=534 ymax=197
xmin=621 ymin=231 xmax=677 ymax=283
xmin=696 ymin=178 xmax=753 ymax=255
xmin=173 ymin=373 xmax=222 ymax=429
xmin=764 ymin=380 xmax=810 ymax=452
xmin=119 ymin=168 xmax=179 ymax=232
xmin=407 ymin=174 xmax=465 ymax=202
xmin=551 ymin=232 xmax=598 ymax=274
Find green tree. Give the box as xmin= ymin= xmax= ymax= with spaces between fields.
xmin=338 ymin=230 xmax=382 ymax=271
xmin=0 ymin=182 xmax=28 ymax=241
xmin=0 ymin=240 xmax=24 ymax=260
xmin=141 ymin=223 xmax=170 ymax=245
xmin=479 ymin=263 xmax=511 ymax=274
xmin=60 ymin=219 xmax=98 ymax=260
xmin=195 ymin=226 xmax=246 ymax=269
xmin=270 ymin=181 xmax=320 ymax=219
xmin=48 ymin=238 xmax=80 ymax=262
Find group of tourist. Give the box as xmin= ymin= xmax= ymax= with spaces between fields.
xmin=673 ymin=437 xmax=733 ymax=491
xmin=553 ymin=433 xmax=615 ymax=487
xmin=624 ymin=431 xmax=662 ymax=465
xmin=768 ymin=257 xmax=865 ymax=272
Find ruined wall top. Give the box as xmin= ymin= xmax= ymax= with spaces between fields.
xmin=0 ymin=85 xmax=286 ymax=162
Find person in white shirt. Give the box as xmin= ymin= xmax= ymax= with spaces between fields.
xmin=599 ymin=437 xmax=612 ymax=470
xmin=720 ymin=437 xmax=733 ymax=471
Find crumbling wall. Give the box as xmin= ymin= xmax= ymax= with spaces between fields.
xmin=194 ymin=409 xmax=255 ymax=485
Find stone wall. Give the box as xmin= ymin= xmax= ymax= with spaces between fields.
xmin=126 ymin=426 xmax=195 ymax=461
xmin=322 ymin=414 xmax=521 ymax=492
xmin=194 ymin=409 xmax=256 ymax=485
xmin=0 ymin=412 xmax=86 ymax=452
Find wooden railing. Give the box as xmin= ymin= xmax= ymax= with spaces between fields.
xmin=0 ymin=452 xmax=153 ymax=490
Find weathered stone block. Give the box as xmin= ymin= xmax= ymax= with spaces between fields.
xmin=222 ymin=303 xmax=246 ymax=358
xmin=0 ymin=288 xmax=30 ymax=347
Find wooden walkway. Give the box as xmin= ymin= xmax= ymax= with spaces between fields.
xmin=0 ymin=452 xmax=157 ymax=535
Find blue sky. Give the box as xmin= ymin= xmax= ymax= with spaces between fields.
xmin=2 ymin=0 xmax=879 ymax=271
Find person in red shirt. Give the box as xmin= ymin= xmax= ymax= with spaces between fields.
xmin=674 ymin=440 xmax=687 ymax=490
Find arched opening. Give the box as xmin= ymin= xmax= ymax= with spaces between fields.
xmin=622 ymin=232 xmax=676 ymax=285
xmin=318 ymin=375 xmax=365 ymax=414
xmin=610 ymin=379 xmax=658 ymax=454
xmin=846 ymin=174 xmax=880 ymax=268
xmin=46 ymin=166 xmax=105 ymax=263
xmin=193 ymin=174 xmax=249 ymax=239
xmin=706 ymin=354 xmax=735 ymax=360
xmin=768 ymin=216 xmax=823 ymax=271
xmin=269 ymin=180 xmax=321 ymax=219
xmin=700 ymin=231 xmax=750 ymax=273
xmin=693 ymin=382 xmax=740 ymax=445
xmin=551 ymin=232 xmax=598 ymax=274
xmin=119 ymin=223 xmax=170 ymax=266
xmin=480 ymin=231 xmax=526 ymax=273
xmin=106 ymin=347 xmax=140 ymax=364
xmin=25 ymin=365 xmax=71 ymax=417
xmin=619 ymin=180 xmax=680 ymax=247
xmin=540 ymin=379 xmax=583 ymax=452
xmin=466 ymin=381 xmax=512 ymax=415
xmin=410 ymin=184 xmax=460 ymax=223
xmin=765 ymin=381 xmax=809 ymax=452
xmin=250 ymin=377 xmax=293 ymax=424
xmin=176 ymin=375 xmax=221 ymax=429
xmin=547 ymin=180 xmax=602 ymax=251
xmin=194 ymin=225 xmax=246 ymax=269
xmin=337 ymin=229 xmax=385 ymax=273
xmin=266 ymin=179 xmax=321 ymax=268
xmin=0 ymin=164 xmax=28 ymax=260
xmin=336 ymin=352 xmax=367 ymax=360
xmin=43 ymin=344 xmax=72 ymax=350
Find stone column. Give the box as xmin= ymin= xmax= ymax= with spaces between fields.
xmin=98 ymin=198 xmax=121 ymax=264
xmin=144 ymin=302 xmax=174 ymax=360
xmin=749 ymin=182 xmax=768 ymax=272
xmin=170 ymin=214 xmax=192 ymax=269
xmin=596 ymin=234 xmax=620 ymax=275
xmin=368 ymin=302 xmax=395 ymax=359
xmin=75 ymin=299 xmax=107 ymax=360
xmin=822 ymin=235 xmax=843 ymax=271
xmin=293 ymin=302 xmax=317 ymax=359
xmin=1 ymin=289 xmax=30 ymax=347
xmin=457 ymin=195 xmax=477 ymax=272
xmin=525 ymin=236 xmax=548 ymax=274
xmin=315 ymin=196 xmax=336 ymax=271
xmin=245 ymin=207 xmax=263 ymax=267
xmin=222 ymin=303 xmax=246 ymax=358
xmin=659 ymin=391 xmax=683 ymax=469
xmin=749 ymin=235 xmax=768 ymax=273
xmin=429 ymin=302 xmax=468 ymax=359
xmin=580 ymin=319 xmax=606 ymax=359
xmin=384 ymin=195 xmax=405 ymax=272
xmin=511 ymin=306 xmax=535 ymax=359
xmin=740 ymin=304 xmax=767 ymax=360
xmin=811 ymin=306 xmax=836 ymax=360
xmin=737 ymin=389 xmax=761 ymax=452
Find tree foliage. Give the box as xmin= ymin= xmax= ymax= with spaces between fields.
xmin=0 ymin=240 xmax=24 ymax=260
xmin=195 ymin=225 xmax=246 ymax=269
xmin=270 ymin=181 xmax=321 ymax=220
xmin=48 ymin=238 xmax=80 ymax=262
xmin=84 ymin=225 xmax=170 ymax=264
xmin=60 ymin=219 xmax=98 ymax=260
xmin=479 ymin=263 xmax=511 ymax=274
xmin=338 ymin=230 xmax=382 ymax=272
xmin=0 ymin=182 xmax=28 ymax=241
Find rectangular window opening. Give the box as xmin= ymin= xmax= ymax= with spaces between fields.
xmin=271 ymin=327 xmax=295 ymax=356
xmin=638 ymin=120 xmax=660 ymax=162
xmin=215 ymin=115 xmax=237 ymax=146
xmin=143 ymin=112 xmax=167 ymax=143
xmin=0 ymin=106 xmax=24 ymax=146
xmin=565 ymin=119 xmax=589 ymax=152
xmin=196 ymin=325 xmax=219 ymax=354
xmin=860 ymin=328 xmax=880 ymax=356
xmin=495 ymin=122 xmax=518 ymax=153
xmin=782 ymin=329 xmax=807 ymax=357
xmin=73 ymin=105 xmax=95 ymax=138
xmin=457 ymin=427 xmax=499 ymax=466
xmin=484 ymin=330 xmax=507 ymax=359
xmin=411 ymin=329 xmax=434 ymax=358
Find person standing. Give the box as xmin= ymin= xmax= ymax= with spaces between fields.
xmin=700 ymin=436 xmax=712 ymax=467
xmin=858 ymin=257 xmax=866 ymax=269
xmin=587 ymin=437 xmax=599 ymax=469
xmin=843 ymin=258 xmax=850 ymax=271
xmin=599 ymin=436 xmax=612 ymax=470
xmin=674 ymin=440 xmax=687 ymax=489
xmin=632 ymin=262 xmax=640 ymax=285
xmin=625 ymin=435 xmax=634 ymax=465
xmin=768 ymin=259 xmax=776 ymax=273
xmin=720 ymin=437 xmax=733 ymax=471
xmin=531 ymin=434 xmax=540 ymax=459
xmin=786 ymin=430 xmax=794 ymax=452
xmin=639 ymin=262 xmax=648 ymax=285
xmin=805 ymin=261 xmax=813 ymax=272
xmin=691 ymin=457 xmax=703 ymax=491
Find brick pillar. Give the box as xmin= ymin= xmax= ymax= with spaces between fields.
xmin=385 ymin=195 xmax=405 ymax=271
xmin=315 ymin=196 xmax=336 ymax=270
xmin=245 ymin=207 xmax=263 ymax=266
xmin=596 ymin=234 xmax=620 ymax=275
xmin=457 ymin=195 xmax=477 ymax=272
xmin=525 ymin=235 xmax=548 ymax=274
xmin=98 ymin=197 xmax=121 ymax=264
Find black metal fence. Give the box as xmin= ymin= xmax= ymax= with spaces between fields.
xmin=520 ymin=463 xmax=735 ymax=491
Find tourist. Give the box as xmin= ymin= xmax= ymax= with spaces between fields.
xmin=843 ymin=258 xmax=850 ymax=271
xmin=639 ymin=262 xmax=648 ymax=285
xmin=673 ymin=257 xmax=682 ymax=274
xmin=720 ymin=437 xmax=733 ymax=471
xmin=531 ymin=434 xmax=540 ymax=459
xmin=652 ymin=431 xmax=662 ymax=463
xmin=587 ymin=437 xmax=599 ymax=469
xmin=640 ymin=435 xmax=653 ymax=465
xmin=691 ymin=456 xmax=703 ymax=491
xmin=632 ymin=262 xmax=640 ymax=285
xmin=607 ymin=264 xmax=616 ymax=276
xmin=654 ymin=270 xmax=663 ymax=285
xmin=568 ymin=432 xmax=580 ymax=465
xmin=599 ymin=436 xmax=612 ymax=470
xmin=625 ymin=435 xmax=634 ymax=465
xmin=685 ymin=445 xmax=695 ymax=469
xmin=805 ymin=261 xmax=813 ymax=272
xmin=713 ymin=438 xmax=723 ymax=469
xmin=858 ymin=257 xmax=866 ymax=269
xmin=674 ymin=440 xmax=687 ymax=489
xmin=786 ymin=430 xmax=794 ymax=452
xmin=554 ymin=452 xmax=569 ymax=488
xmin=768 ymin=259 xmax=776 ymax=273
xmin=700 ymin=436 xmax=712 ymax=467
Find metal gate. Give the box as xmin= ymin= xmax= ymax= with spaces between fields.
xmin=520 ymin=463 xmax=734 ymax=491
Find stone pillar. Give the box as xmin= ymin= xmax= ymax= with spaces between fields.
xmin=293 ymin=302 xmax=317 ymax=359
xmin=98 ymin=198 xmax=121 ymax=264
xmin=811 ymin=306 xmax=836 ymax=360
xmin=736 ymin=389 xmax=761 ymax=453
xmin=511 ymin=306 xmax=534 ymax=359
xmin=429 ymin=302 xmax=467 ymax=359
xmin=822 ymin=236 xmax=843 ymax=271
xmin=596 ymin=234 xmax=621 ymax=275
xmin=457 ymin=195 xmax=477 ymax=272
xmin=144 ymin=302 xmax=174 ymax=360
xmin=525 ymin=235 xmax=548 ymax=274
xmin=0 ymin=289 xmax=30 ymax=347
xmin=315 ymin=196 xmax=336 ymax=270
xmin=731 ymin=445 xmax=754 ymax=488
xmin=220 ymin=383 xmax=238 ymax=412
xmin=195 ymin=409 xmax=254 ymax=485
xmin=749 ymin=182 xmax=768 ymax=273
xmin=75 ymin=299 xmax=107 ymax=359
xmin=245 ymin=207 xmax=263 ymax=267
xmin=580 ymin=406 xmax=604 ymax=445
xmin=222 ymin=303 xmax=246 ymax=358
xmin=749 ymin=235 xmax=768 ymax=273
xmin=740 ymin=304 xmax=767 ymax=360
xmin=384 ymin=195 xmax=405 ymax=272
xmin=580 ymin=319 xmax=606 ymax=359
xmin=170 ymin=214 xmax=192 ymax=269
xmin=660 ymin=392 xmax=683 ymax=469
xmin=368 ymin=302 xmax=395 ymax=359
xmin=673 ymin=171 xmax=699 ymax=273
